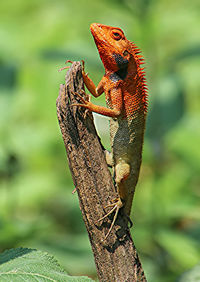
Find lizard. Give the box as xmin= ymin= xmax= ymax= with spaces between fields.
xmin=70 ymin=23 xmax=148 ymax=239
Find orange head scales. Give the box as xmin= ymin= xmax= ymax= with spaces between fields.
xmin=90 ymin=23 xmax=148 ymax=113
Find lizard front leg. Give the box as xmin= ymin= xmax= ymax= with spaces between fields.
xmin=71 ymin=61 xmax=122 ymax=118
xmin=71 ymin=95 xmax=121 ymax=118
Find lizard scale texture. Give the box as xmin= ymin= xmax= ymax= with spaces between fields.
xmin=73 ymin=23 xmax=148 ymax=234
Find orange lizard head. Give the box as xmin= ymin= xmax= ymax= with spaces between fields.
xmin=90 ymin=23 xmax=148 ymax=113
xmin=90 ymin=23 xmax=139 ymax=72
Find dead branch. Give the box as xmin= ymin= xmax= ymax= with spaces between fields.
xmin=56 ymin=61 xmax=146 ymax=282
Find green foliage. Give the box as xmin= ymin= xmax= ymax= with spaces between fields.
xmin=178 ymin=264 xmax=200 ymax=282
xmin=0 ymin=0 xmax=200 ymax=281
xmin=0 ymin=248 xmax=93 ymax=281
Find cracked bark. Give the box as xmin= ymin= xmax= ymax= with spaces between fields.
xmin=56 ymin=61 xmax=147 ymax=282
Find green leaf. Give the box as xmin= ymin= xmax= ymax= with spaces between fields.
xmin=0 ymin=248 xmax=93 ymax=281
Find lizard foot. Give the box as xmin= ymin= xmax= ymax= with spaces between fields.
xmin=70 ymin=90 xmax=89 ymax=104
xmin=58 ymin=60 xmax=73 ymax=72
xmin=72 ymin=187 xmax=77 ymax=194
xmin=81 ymin=59 xmax=85 ymax=72
xmin=98 ymin=198 xmax=123 ymax=240
xmin=70 ymin=90 xmax=91 ymax=118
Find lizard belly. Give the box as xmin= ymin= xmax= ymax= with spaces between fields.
xmin=110 ymin=115 xmax=144 ymax=214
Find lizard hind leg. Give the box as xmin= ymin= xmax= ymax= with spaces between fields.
xmin=98 ymin=161 xmax=131 ymax=240
xmin=115 ymin=160 xmax=131 ymax=188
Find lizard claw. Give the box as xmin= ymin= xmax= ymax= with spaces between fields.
xmin=58 ymin=60 xmax=73 ymax=72
xmin=71 ymin=90 xmax=88 ymax=104
xmin=65 ymin=59 xmax=73 ymax=64
xmin=98 ymin=198 xmax=123 ymax=240
xmin=58 ymin=66 xmax=70 ymax=72
xmin=103 ymin=200 xmax=119 ymax=209
xmin=81 ymin=60 xmax=85 ymax=72
xmin=70 ymin=91 xmax=92 ymax=119
xmin=70 ymin=90 xmax=90 ymax=109
xmin=72 ymin=187 xmax=77 ymax=194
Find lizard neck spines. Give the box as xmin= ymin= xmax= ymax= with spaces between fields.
xmin=130 ymin=41 xmax=148 ymax=113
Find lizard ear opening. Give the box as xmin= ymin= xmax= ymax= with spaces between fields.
xmin=123 ymin=50 xmax=129 ymax=56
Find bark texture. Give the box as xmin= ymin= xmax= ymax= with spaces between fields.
xmin=56 ymin=61 xmax=147 ymax=282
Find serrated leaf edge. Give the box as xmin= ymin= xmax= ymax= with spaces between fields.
xmin=0 ymin=270 xmax=58 ymax=281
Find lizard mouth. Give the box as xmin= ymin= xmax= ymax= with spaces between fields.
xmin=90 ymin=23 xmax=119 ymax=69
xmin=90 ymin=23 xmax=110 ymax=48
xmin=90 ymin=23 xmax=130 ymax=73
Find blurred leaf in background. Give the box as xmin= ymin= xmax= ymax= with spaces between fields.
xmin=0 ymin=0 xmax=199 ymax=281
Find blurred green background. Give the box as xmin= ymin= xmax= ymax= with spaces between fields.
xmin=0 ymin=0 xmax=200 ymax=281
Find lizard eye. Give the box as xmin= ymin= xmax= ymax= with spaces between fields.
xmin=111 ymin=29 xmax=123 ymax=41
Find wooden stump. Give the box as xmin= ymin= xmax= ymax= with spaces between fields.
xmin=56 ymin=61 xmax=146 ymax=282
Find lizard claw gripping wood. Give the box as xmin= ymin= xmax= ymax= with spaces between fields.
xmin=74 ymin=23 xmax=148 ymax=239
